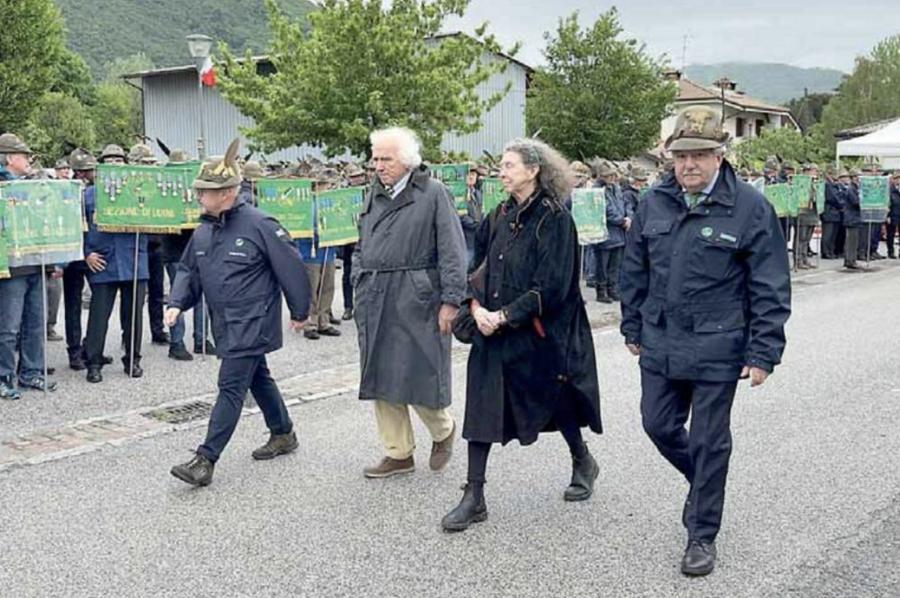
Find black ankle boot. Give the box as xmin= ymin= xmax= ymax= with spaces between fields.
xmin=441 ymin=483 xmax=488 ymax=532
xmin=563 ymin=446 xmax=599 ymax=502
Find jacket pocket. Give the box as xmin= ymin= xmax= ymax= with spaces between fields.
xmin=223 ymin=302 xmax=269 ymax=353
xmin=409 ymin=269 xmax=436 ymax=302
xmin=692 ymin=309 xmax=747 ymax=361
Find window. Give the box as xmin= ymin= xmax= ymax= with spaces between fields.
xmin=735 ymin=117 xmax=745 ymax=138
xmin=756 ymin=119 xmax=765 ymax=136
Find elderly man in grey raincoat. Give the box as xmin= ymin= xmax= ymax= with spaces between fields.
xmin=352 ymin=127 xmax=467 ymax=478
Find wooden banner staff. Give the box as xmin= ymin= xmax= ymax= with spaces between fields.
xmin=128 ymin=232 xmax=140 ymax=378
xmin=40 ymin=249 xmax=49 ymax=395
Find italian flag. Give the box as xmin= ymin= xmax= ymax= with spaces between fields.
xmin=200 ymin=56 xmax=217 ymax=87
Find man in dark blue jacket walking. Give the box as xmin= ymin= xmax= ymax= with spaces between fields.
xmin=620 ymin=107 xmax=791 ymax=576
xmin=167 ymin=140 xmax=311 ymax=487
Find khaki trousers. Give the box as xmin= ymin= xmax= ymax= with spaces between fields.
xmin=304 ymin=261 xmax=336 ymax=331
xmin=374 ymin=400 xmax=454 ymax=460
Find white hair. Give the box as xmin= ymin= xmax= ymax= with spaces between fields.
xmin=370 ymin=127 xmax=422 ymax=169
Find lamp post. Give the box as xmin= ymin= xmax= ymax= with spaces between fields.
xmin=186 ymin=33 xmax=213 ymax=159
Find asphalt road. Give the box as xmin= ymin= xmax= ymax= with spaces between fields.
xmin=1 ymin=257 xmax=899 ymax=597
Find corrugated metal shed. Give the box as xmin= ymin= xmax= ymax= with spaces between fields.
xmin=133 ymin=47 xmax=530 ymax=163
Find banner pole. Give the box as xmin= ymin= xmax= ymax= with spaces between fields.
xmin=40 ymin=251 xmax=49 ymax=395
xmin=201 ymin=294 xmax=207 ymax=360
xmin=129 ymin=232 xmax=140 ymax=378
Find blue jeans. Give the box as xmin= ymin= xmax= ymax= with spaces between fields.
xmin=197 ymin=355 xmax=292 ymax=462
xmin=0 ymin=273 xmax=45 ymax=379
xmin=583 ymin=244 xmax=597 ymax=283
xmin=165 ymin=263 xmax=209 ymax=347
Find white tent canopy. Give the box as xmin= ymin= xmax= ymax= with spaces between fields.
xmin=837 ymin=118 xmax=900 ymax=157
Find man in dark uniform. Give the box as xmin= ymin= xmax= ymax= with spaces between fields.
xmin=843 ymin=168 xmax=863 ymax=270
xmin=620 ymin=107 xmax=791 ymax=576
xmin=167 ymin=140 xmax=311 ymax=487
xmin=887 ymin=172 xmax=900 ymax=258
xmin=821 ymin=167 xmax=845 ymax=259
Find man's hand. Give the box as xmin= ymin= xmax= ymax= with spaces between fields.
xmin=51 ymin=266 xmax=63 ymax=279
xmin=740 ymin=366 xmax=769 ymax=387
xmin=626 ymin=343 xmax=641 ymax=356
xmin=473 ymin=307 xmax=500 ymax=337
xmin=85 ymin=252 xmax=106 ymax=273
xmin=290 ymin=319 xmax=309 ymax=332
xmin=164 ymin=307 xmax=181 ymax=328
xmin=624 ymin=217 xmax=633 ymax=231
xmin=438 ymin=304 xmax=459 ymax=335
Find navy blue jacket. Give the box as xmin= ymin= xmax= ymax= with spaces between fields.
xmin=842 ymin=184 xmax=861 ymax=227
xmin=822 ymin=182 xmax=845 ymax=223
xmin=620 ymin=160 xmax=791 ymax=381
xmin=84 ymin=185 xmax=150 ymax=284
xmin=621 ymin=185 xmax=640 ymax=218
xmin=889 ymin=186 xmax=900 ymax=221
xmin=169 ymin=198 xmax=311 ymax=358
xmin=596 ymin=184 xmax=627 ymax=249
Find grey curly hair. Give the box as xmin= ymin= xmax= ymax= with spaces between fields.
xmin=502 ymin=138 xmax=575 ymax=200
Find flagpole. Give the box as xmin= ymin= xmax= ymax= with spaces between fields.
xmin=129 ymin=232 xmax=140 ymax=378
xmin=40 ymin=251 xmax=49 ymax=395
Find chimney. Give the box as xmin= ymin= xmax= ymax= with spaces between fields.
xmin=713 ymin=77 xmax=737 ymax=91
xmin=663 ymin=70 xmax=682 ymax=82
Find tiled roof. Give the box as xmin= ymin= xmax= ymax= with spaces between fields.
xmin=676 ymin=77 xmax=791 ymax=114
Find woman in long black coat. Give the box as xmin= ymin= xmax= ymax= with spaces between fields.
xmin=442 ymin=139 xmax=602 ymax=532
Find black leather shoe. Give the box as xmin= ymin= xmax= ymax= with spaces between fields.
xmin=442 ymin=483 xmax=488 ymax=532
xmin=341 ymin=308 xmax=354 ymax=321
xmin=151 ymin=331 xmax=170 ymax=345
xmin=681 ymin=539 xmax=717 ymax=576
xmin=252 ymin=431 xmax=299 ymax=460
xmin=86 ymin=368 xmax=103 ymax=383
xmin=319 ymin=326 xmax=341 ymax=337
xmin=168 ymin=344 xmax=194 ymax=361
xmin=596 ymin=291 xmax=613 ymax=304
xmin=563 ymin=446 xmax=599 ymax=501
xmin=194 ymin=340 xmax=216 ymax=355
xmin=304 ymin=329 xmax=320 ymax=340
xmin=329 ymin=315 xmax=341 ymax=326
xmin=122 ymin=359 xmax=144 ymax=378
xmin=171 ymin=454 xmax=215 ymax=487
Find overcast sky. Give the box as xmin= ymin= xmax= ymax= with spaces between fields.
xmin=443 ymin=0 xmax=900 ymax=72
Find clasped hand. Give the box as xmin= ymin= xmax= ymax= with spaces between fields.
xmin=473 ymin=307 xmax=504 ymax=336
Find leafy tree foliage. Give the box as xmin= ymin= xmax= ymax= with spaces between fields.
xmin=525 ymin=9 xmax=676 ymax=160
xmin=732 ymin=127 xmax=827 ymax=169
xmin=24 ymin=92 xmax=96 ymax=162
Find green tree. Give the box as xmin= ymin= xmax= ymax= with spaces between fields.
xmin=0 ymin=0 xmax=66 ymax=132
xmin=218 ymin=0 xmax=518 ymax=158
xmin=815 ymin=34 xmax=900 ymax=158
xmin=25 ymin=92 xmax=96 ymax=162
xmin=525 ymin=9 xmax=676 ymax=160
xmin=786 ymin=92 xmax=834 ymax=131
xmin=92 ymin=83 xmax=142 ymax=148
xmin=50 ymin=49 xmax=97 ymax=105
xmin=732 ymin=127 xmax=825 ymax=169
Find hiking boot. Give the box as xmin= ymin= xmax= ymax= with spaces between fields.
xmin=168 ymin=343 xmax=194 ymax=361
xmin=563 ymin=446 xmax=599 ymax=501
xmin=363 ymin=456 xmax=415 ymax=478
xmin=681 ymin=539 xmax=717 ymax=576
xmin=0 ymin=376 xmax=21 ymax=401
xmin=18 ymin=376 xmax=57 ymax=392
xmin=170 ymin=454 xmax=215 ymax=487
xmin=252 ymin=431 xmax=299 ymax=461
xmin=441 ymin=483 xmax=488 ymax=532
xmin=430 ymin=420 xmax=456 ymax=471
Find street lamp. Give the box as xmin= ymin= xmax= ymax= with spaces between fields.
xmin=186 ymin=33 xmax=213 ymax=159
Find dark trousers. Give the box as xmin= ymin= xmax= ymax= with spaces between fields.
xmin=466 ymin=396 xmax=587 ymax=484
xmin=870 ymin=223 xmax=883 ymax=254
xmin=639 ymin=367 xmax=737 ymax=542
xmin=198 ymin=355 xmax=293 ymax=462
xmin=85 ymin=280 xmax=147 ymax=368
xmin=595 ymin=246 xmax=624 ymax=298
xmin=844 ymin=226 xmax=860 ymax=266
xmin=887 ymin=220 xmax=900 ymax=256
xmin=340 ymin=243 xmax=355 ymax=310
xmin=821 ymin=222 xmax=840 ymax=258
xmin=147 ymin=239 xmax=165 ymax=336
xmin=63 ymin=261 xmax=89 ymax=355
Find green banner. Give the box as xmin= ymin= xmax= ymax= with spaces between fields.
xmin=166 ymin=161 xmax=204 ymax=228
xmin=95 ymin=164 xmax=194 ymax=232
xmin=0 ymin=179 xmax=84 ymax=268
xmin=316 ymin=186 xmax=365 ymax=248
xmin=860 ymin=175 xmax=890 ymax=223
xmin=815 ymin=181 xmax=826 ymax=215
xmin=571 ymin=188 xmax=608 ymax=244
xmin=430 ymin=164 xmax=469 ymax=215
xmin=256 ymin=179 xmax=315 ymax=238
xmin=481 ymin=177 xmax=506 ymax=214
xmin=792 ymin=175 xmax=815 ymax=215
xmin=765 ymin=183 xmax=790 ymax=218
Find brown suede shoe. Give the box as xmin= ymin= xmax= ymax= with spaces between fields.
xmin=363 ymin=456 xmax=415 ymax=478
xmin=430 ymin=420 xmax=456 ymax=471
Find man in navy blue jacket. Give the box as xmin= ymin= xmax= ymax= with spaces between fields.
xmin=167 ymin=140 xmax=311 ymax=487
xmin=620 ymin=107 xmax=791 ymax=576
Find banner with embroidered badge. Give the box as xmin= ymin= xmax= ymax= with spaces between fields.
xmin=791 ymin=175 xmax=816 ymax=215
xmin=859 ymin=176 xmax=890 ymax=223
xmin=165 ymin=161 xmax=204 ymax=229
xmin=430 ymin=164 xmax=469 ymax=215
xmin=571 ymin=188 xmax=608 ymax=244
xmin=764 ymin=183 xmax=790 ymax=218
xmin=481 ymin=177 xmax=507 ymax=215
xmin=0 ymin=179 xmax=84 ymax=269
xmin=95 ymin=164 xmax=194 ymax=233
xmin=315 ymin=186 xmax=365 ymax=248
xmin=255 ymin=178 xmax=315 ymax=238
